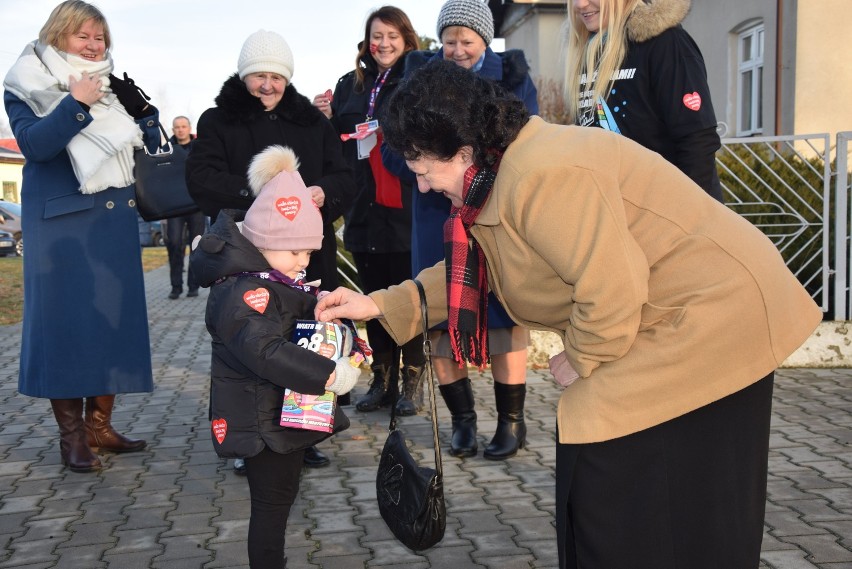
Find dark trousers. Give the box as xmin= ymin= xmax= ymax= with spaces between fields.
xmin=556 ymin=372 xmax=774 ymax=569
xmin=245 ymin=447 xmax=305 ymax=569
xmin=165 ymin=212 xmax=206 ymax=291
xmin=352 ymin=251 xmax=424 ymax=369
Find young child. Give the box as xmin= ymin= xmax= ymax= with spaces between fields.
xmin=189 ymin=145 xmax=360 ymax=569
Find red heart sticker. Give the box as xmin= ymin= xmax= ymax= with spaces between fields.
xmin=276 ymin=197 xmax=301 ymax=221
xmin=318 ymin=343 xmax=336 ymax=358
xmin=243 ymin=288 xmax=270 ymax=313
xmin=683 ymin=92 xmax=702 ymax=111
xmin=212 ymin=419 xmax=227 ymax=444
xmin=324 ymin=89 xmax=333 ymax=103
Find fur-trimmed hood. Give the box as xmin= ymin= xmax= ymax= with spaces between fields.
xmin=627 ymin=0 xmax=690 ymax=43
xmin=189 ymin=210 xmax=270 ymax=287
xmin=213 ymin=73 xmax=325 ymax=127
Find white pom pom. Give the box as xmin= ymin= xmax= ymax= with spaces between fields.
xmin=247 ymin=145 xmax=301 ymax=196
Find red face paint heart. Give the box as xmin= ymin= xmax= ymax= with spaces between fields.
xmin=212 ymin=419 xmax=227 ymax=444
xmin=276 ymin=197 xmax=301 ymax=221
xmin=318 ymin=343 xmax=336 ymax=359
xmin=683 ymin=92 xmax=702 ymax=111
xmin=369 ymin=43 xmax=378 ymax=54
xmin=243 ymin=288 xmax=270 ymax=314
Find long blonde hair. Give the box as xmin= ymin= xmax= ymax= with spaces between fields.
xmin=563 ymin=0 xmax=641 ymax=123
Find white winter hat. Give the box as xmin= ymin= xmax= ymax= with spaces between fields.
xmin=242 ymin=146 xmax=323 ymax=251
xmin=237 ymin=29 xmax=294 ymax=81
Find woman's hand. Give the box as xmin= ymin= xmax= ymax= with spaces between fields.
xmin=69 ymin=72 xmax=104 ymax=107
xmin=549 ymin=351 xmax=580 ymax=388
xmin=315 ymin=287 xmax=381 ymax=322
xmin=311 ymin=91 xmax=332 ymax=119
xmin=308 ymin=185 xmax=325 ymax=208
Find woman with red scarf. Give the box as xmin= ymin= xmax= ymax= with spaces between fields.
xmin=315 ymin=60 xmax=821 ymax=569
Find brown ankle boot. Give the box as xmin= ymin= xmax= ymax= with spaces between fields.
xmin=50 ymin=398 xmax=101 ymax=472
xmin=85 ymin=395 xmax=146 ymax=453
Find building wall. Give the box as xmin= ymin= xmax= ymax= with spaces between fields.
xmin=0 ymin=162 xmax=22 ymax=202
xmin=501 ymin=4 xmax=566 ymax=83
xmin=792 ymin=0 xmax=852 ymax=139
xmin=681 ymin=0 xmax=780 ymax=137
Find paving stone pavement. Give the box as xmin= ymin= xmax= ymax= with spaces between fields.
xmin=0 ymin=264 xmax=849 ymax=569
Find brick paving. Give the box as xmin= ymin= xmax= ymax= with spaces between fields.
xmin=0 ymin=264 xmax=849 ymax=568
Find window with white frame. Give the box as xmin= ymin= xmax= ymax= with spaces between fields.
xmin=737 ymin=24 xmax=764 ymax=136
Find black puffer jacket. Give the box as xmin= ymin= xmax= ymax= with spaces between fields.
xmin=187 ymin=75 xmax=356 ymax=287
xmin=189 ymin=211 xmax=348 ymax=458
xmin=330 ymin=54 xmax=411 ymax=254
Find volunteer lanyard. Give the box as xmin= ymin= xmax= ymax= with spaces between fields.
xmin=366 ymin=68 xmax=392 ymax=120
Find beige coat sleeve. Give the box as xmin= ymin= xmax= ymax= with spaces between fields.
xmin=368 ymin=263 xmax=448 ymax=346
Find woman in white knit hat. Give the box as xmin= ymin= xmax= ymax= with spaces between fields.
xmin=187 ymin=29 xmax=356 ymax=472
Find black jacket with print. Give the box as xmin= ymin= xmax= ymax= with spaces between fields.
xmin=189 ymin=210 xmax=348 ymax=459
xmin=577 ymin=0 xmax=723 ymax=200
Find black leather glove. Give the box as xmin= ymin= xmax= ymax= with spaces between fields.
xmin=109 ymin=72 xmax=153 ymax=119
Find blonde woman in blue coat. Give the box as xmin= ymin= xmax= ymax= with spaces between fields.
xmin=3 ymin=0 xmax=159 ymax=472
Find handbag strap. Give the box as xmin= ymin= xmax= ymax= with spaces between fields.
xmin=141 ymin=122 xmax=174 ymax=157
xmin=387 ymin=279 xmax=443 ymax=478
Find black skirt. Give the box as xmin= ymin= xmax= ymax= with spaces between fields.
xmin=556 ymin=372 xmax=774 ymax=569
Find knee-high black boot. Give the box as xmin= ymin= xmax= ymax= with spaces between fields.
xmin=438 ymin=378 xmax=478 ymax=457
xmin=484 ymin=382 xmax=527 ymax=460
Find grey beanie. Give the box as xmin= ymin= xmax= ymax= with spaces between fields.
xmin=436 ymin=0 xmax=494 ymax=45
xmin=238 ymin=29 xmax=294 ymax=81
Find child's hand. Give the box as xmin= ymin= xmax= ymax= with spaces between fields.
xmin=326 ymin=357 xmax=360 ymax=395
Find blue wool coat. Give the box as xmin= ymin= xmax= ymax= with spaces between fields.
xmin=5 ymin=91 xmax=159 ymax=398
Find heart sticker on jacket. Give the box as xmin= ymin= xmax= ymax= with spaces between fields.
xmin=683 ymin=92 xmax=702 ymax=111
xmin=276 ymin=197 xmax=301 ymax=221
xmin=244 ymin=288 xmax=270 ymax=313
xmin=212 ymin=418 xmax=227 ymax=444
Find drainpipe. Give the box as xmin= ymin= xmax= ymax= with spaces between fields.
xmin=775 ymin=0 xmax=783 ymax=135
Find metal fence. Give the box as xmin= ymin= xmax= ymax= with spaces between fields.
xmin=716 ymin=131 xmax=852 ymax=319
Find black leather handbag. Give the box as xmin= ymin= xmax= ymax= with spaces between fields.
xmin=375 ymin=279 xmax=446 ymax=552
xmin=134 ymin=122 xmax=200 ymax=221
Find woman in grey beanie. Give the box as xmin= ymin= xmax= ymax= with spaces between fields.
xmin=382 ymin=0 xmax=539 ymax=462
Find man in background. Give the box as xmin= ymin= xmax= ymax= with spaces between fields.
xmin=165 ymin=116 xmax=206 ymax=299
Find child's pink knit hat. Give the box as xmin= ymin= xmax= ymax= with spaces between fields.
xmin=242 ymin=145 xmax=323 ymax=251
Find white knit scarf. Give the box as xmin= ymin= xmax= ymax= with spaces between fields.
xmin=3 ymin=41 xmax=144 ymax=194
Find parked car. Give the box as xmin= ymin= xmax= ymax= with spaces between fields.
xmin=137 ymin=215 xmax=164 ymax=247
xmin=0 ymin=200 xmax=22 ymax=256
xmin=0 ymin=229 xmax=16 ymax=257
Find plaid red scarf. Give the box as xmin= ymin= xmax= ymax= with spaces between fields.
xmin=443 ymin=163 xmax=498 ymax=368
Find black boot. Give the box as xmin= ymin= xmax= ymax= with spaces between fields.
xmin=395 ymin=365 xmax=425 ymax=417
xmin=356 ymin=363 xmax=396 ymax=412
xmin=50 ymin=398 xmax=102 ymax=472
xmin=484 ymin=383 xmax=527 ymax=460
xmin=438 ymin=378 xmax=478 ymax=457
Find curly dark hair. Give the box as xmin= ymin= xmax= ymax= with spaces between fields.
xmin=381 ymin=59 xmax=530 ymax=168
